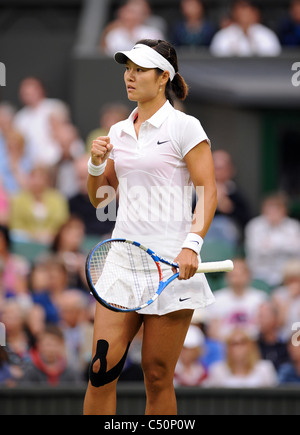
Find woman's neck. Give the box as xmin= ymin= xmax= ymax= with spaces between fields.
xmin=136 ymin=97 xmax=167 ymax=124
xmin=134 ymin=97 xmax=167 ymax=138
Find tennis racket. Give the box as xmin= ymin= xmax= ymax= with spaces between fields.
xmin=85 ymin=238 xmax=234 ymax=313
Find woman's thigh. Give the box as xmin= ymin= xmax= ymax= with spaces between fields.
xmin=141 ymin=309 xmax=194 ymax=381
xmin=89 ymin=303 xmax=143 ymax=384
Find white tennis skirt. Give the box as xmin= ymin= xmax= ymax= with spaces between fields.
xmin=103 ymin=230 xmax=216 ymax=316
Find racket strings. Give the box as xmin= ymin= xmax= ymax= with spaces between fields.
xmin=89 ymin=241 xmax=160 ymax=310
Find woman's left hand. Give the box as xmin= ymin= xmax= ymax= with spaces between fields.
xmin=172 ymin=249 xmax=199 ymax=280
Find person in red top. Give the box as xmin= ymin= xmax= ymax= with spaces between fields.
xmin=21 ymin=325 xmax=80 ymax=386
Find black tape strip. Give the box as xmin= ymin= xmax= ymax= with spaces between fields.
xmin=89 ymin=339 xmax=131 ymax=387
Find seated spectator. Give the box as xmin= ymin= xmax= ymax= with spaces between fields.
xmin=256 ymin=301 xmax=290 ymax=371
xmin=0 ymin=225 xmax=30 ymax=299
xmin=31 ymin=257 xmax=70 ymax=324
xmin=278 ymin=0 xmax=300 ymax=47
xmin=206 ymin=258 xmax=267 ymax=340
xmin=204 ymin=150 xmax=252 ymax=246
xmin=101 ymin=0 xmax=164 ymax=55
xmin=0 ymin=129 xmax=33 ymax=194
xmin=171 ymin=0 xmax=216 ymax=48
xmin=10 ymin=165 xmax=69 ymax=244
xmin=20 ymin=325 xmax=82 ymax=385
xmin=51 ymin=216 xmax=86 ymax=289
xmin=174 ymin=325 xmax=207 ymax=386
xmin=58 ymin=290 xmax=93 ymax=377
xmin=69 ymin=155 xmax=116 ymax=238
xmin=278 ymin=334 xmax=300 ymax=384
xmin=24 ymin=304 xmax=46 ymax=350
xmin=1 ymin=299 xmax=32 ymax=384
xmin=86 ymin=103 xmax=130 ymax=153
xmin=53 ymin=122 xmax=85 ymax=199
xmin=14 ymin=77 xmax=66 ymax=166
xmin=205 ymin=328 xmax=278 ymax=387
xmin=210 ymin=0 xmax=281 ymax=56
xmin=272 ymin=258 xmax=300 ymax=341
xmin=245 ymin=193 xmax=300 ymax=288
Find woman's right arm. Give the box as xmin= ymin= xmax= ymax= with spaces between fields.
xmin=87 ymin=136 xmax=118 ymax=208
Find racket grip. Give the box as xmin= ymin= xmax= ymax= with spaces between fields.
xmin=196 ymin=260 xmax=234 ymax=273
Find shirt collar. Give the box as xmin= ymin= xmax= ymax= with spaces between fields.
xmin=121 ymin=100 xmax=173 ymax=136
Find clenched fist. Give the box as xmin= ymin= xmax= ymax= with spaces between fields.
xmin=91 ymin=136 xmax=113 ymax=166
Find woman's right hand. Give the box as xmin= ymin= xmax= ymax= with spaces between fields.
xmin=91 ymin=136 xmax=113 ymax=166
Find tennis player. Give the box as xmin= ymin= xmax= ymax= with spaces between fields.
xmin=83 ymin=39 xmax=217 ymax=415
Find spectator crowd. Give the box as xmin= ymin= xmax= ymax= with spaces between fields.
xmin=1 ymin=0 xmax=300 ymax=389
xmin=100 ymin=0 xmax=300 ymax=56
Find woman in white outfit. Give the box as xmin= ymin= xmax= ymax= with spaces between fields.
xmin=83 ymin=39 xmax=217 ymax=415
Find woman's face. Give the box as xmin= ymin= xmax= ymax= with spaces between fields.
xmin=124 ymin=60 xmax=165 ymax=104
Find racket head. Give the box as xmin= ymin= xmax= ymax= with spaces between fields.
xmin=85 ymin=239 xmax=164 ymax=312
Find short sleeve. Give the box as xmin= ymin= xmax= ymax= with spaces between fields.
xmin=179 ymin=114 xmax=210 ymax=158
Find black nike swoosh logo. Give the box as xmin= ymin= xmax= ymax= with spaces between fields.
xmin=157 ymin=140 xmax=170 ymax=145
xmin=179 ymin=297 xmax=191 ymax=302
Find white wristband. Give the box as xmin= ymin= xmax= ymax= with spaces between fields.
xmin=181 ymin=233 xmax=203 ymax=255
xmin=88 ymin=157 xmax=107 ymax=176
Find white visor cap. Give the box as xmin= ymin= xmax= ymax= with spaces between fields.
xmin=114 ymin=43 xmax=176 ymax=81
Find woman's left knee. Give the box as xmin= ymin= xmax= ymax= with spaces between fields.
xmin=142 ymin=359 xmax=173 ymax=390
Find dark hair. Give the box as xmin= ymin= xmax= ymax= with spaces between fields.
xmin=136 ymin=39 xmax=189 ymax=106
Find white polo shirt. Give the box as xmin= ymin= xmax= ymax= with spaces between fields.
xmin=108 ymin=100 xmax=209 ymax=255
xmin=107 ymin=100 xmax=215 ymax=315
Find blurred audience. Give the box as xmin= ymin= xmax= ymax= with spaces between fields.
xmin=0 ymin=181 xmax=10 ymax=226
xmin=206 ymin=258 xmax=267 ymax=340
xmin=14 ymin=77 xmax=66 ymax=166
xmin=51 ymin=216 xmax=86 ymax=289
xmin=0 ymin=129 xmax=32 ymax=195
xmin=85 ymin=103 xmax=130 ymax=153
xmin=0 ymin=225 xmax=30 ymax=300
xmin=205 ymin=328 xmax=278 ymax=387
xmin=256 ymin=301 xmax=289 ymax=371
xmin=20 ymin=324 xmax=81 ymax=385
xmin=174 ymin=325 xmax=207 ymax=386
xmin=245 ymin=193 xmax=300 ymax=288
xmin=171 ymin=0 xmax=216 ymax=48
xmin=205 ymin=150 xmax=252 ymax=247
xmin=101 ymin=0 xmax=164 ymax=55
xmin=210 ymin=0 xmax=281 ymax=56
xmin=278 ymin=334 xmax=300 ymax=383
xmin=1 ymin=300 xmax=32 ymax=384
xmin=31 ymin=257 xmax=70 ymax=324
xmin=278 ymin=0 xmax=300 ymax=47
xmin=10 ymin=166 xmax=69 ymax=244
xmin=57 ymin=290 xmax=93 ymax=377
xmin=53 ymin=123 xmax=85 ymax=199
xmin=272 ymin=258 xmax=300 ymax=341
xmin=0 ymin=0 xmax=300 ymax=390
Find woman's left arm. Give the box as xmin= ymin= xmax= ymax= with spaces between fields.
xmin=174 ymin=140 xmax=217 ymax=280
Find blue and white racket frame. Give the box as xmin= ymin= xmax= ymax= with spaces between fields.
xmin=85 ymin=238 xmax=234 ymax=313
xmin=85 ymin=238 xmax=185 ymax=313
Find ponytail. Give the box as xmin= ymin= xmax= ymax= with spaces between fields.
xmin=170 ymin=72 xmax=189 ymax=102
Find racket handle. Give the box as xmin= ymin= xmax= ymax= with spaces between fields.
xmin=196 ymin=260 xmax=234 ymax=273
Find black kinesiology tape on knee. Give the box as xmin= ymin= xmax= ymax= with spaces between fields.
xmin=89 ymin=339 xmax=131 ymax=387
